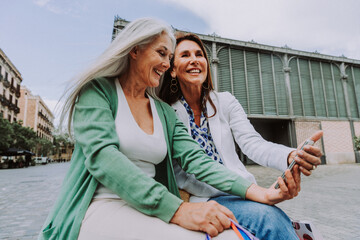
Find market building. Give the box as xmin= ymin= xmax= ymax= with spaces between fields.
xmin=112 ymin=16 xmax=360 ymax=164
xmin=18 ymin=86 xmax=54 ymax=142
xmin=0 ymin=48 xmax=21 ymax=123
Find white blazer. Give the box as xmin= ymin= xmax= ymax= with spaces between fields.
xmin=172 ymin=91 xmax=294 ymax=202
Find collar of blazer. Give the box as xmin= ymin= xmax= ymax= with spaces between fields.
xmin=172 ymin=91 xmax=223 ymax=158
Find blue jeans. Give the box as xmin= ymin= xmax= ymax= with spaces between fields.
xmin=210 ymin=195 xmax=298 ymax=240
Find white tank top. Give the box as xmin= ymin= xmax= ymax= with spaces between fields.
xmin=93 ymin=79 xmax=167 ymax=199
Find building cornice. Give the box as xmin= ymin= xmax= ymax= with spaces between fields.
xmin=0 ymin=48 xmax=23 ymax=81
xmin=113 ymin=17 xmax=360 ymax=66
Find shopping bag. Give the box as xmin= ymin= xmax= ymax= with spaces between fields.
xmin=205 ymin=219 xmax=259 ymax=240
xmin=292 ymin=220 xmax=324 ymax=240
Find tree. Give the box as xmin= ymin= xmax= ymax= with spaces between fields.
xmin=36 ymin=138 xmax=54 ymax=156
xmin=11 ymin=122 xmax=38 ymax=151
xmin=52 ymin=131 xmax=74 ymax=158
xmin=0 ymin=118 xmax=14 ymax=152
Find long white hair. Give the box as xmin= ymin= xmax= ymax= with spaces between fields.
xmin=59 ymin=18 xmax=175 ymax=133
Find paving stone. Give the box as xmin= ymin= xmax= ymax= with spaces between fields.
xmin=0 ymin=162 xmax=359 ymax=239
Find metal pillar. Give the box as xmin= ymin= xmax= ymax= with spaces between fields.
xmin=283 ymin=54 xmax=294 ymax=116
xmin=340 ymin=63 xmax=351 ymax=118
xmin=211 ymin=42 xmax=219 ymax=91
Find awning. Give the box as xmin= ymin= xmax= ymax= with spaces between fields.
xmin=0 ymin=148 xmax=35 ymax=156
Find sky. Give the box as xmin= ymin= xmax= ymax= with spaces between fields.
xmin=1 ymin=0 xmax=360 ymax=127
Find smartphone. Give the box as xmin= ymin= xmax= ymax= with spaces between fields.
xmin=274 ymin=139 xmax=315 ymax=189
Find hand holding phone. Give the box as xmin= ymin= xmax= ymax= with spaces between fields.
xmin=274 ymin=139 xmax=315 ymax=189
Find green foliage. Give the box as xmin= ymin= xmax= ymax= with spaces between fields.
xmin=0 ymin=119 xmax=39 ymax=153
xmin=36 ymin=138 xmax=54 ymax=156
xmin=354 ymin=136 xmax=360 ymax=151
xmin=0 ymin=118 xmax=14 ymax=152
xmin=11 ymin=122 xmax=38 ymax=151
xmin=52 ymin=131 xmax=74 ymax=157
xmin=0 ymin=119 xmax=72 ymax=157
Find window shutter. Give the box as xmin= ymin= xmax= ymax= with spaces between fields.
xmin=246 ymin=51 xmax=262 ymax=114
xmin=333 ymin=65 xmax=347 ymax=118
xmin=274 ymin=56 xmax=288 ymax=115
xmin=289 ymin=58 xmax=304 ymax=116
xmin=346 ymin=67 xmax=359 ymax=118
xmin=231 ymin=48 xmax=248 ymax=113
xmin=310 ymin=61 xmax=327 ymax=117
xmin=260 ymin=53 xmax=276 ymax=115
xmin=298 ymin=59 xmax=315 ymax=116
xmin=322 ymin=62 xmax=338 ymax=117
xmin=353 ymin=67 xmax=360 ymax=116
xmin=218 ymin=47 xmax=231 ymax=93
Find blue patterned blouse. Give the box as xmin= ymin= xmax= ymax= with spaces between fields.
xmin=179 ymin=96 xmax=223 ymax=164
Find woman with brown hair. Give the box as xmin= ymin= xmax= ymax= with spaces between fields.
xmin=159 ymin=33 xmax=323 ymax=239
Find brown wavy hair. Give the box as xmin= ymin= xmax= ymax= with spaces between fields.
xmin=158 ymin=32 xmax=216 ymax=118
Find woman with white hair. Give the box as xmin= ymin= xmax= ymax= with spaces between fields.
xmin=39 ymin=18 xmax=300 ymax=240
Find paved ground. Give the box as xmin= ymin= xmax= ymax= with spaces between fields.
xmin=0 ymin=162 xmax=359 ymax=239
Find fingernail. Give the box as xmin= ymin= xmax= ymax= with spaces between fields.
xmin=297 ymin=151 xmax=303 ymax=156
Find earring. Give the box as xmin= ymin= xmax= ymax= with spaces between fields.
xmin=202 ymin=81 xmax=210 ymax=90
xmin=170 ymin=77 xmax=178 ymax=93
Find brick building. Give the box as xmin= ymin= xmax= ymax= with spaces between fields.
xmin=18 ymin=86 xmax=54 ymax=142
xmin=113 ymin=17 xmax=360 ymax=164
xmin=0 ymin=48 xmax=21 ymax=123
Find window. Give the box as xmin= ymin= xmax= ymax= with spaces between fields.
xmin=8 ymin=114 xmax=11 ymax=121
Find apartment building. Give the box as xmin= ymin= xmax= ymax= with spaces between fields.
xmin=18 ymin=86 xmax=54 ymax=142
xmin=0 ymin=48 xmax=21 ymax=123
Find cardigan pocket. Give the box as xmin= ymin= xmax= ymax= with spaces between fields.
xmin=40 ymin=223 xmax=57 ymax=240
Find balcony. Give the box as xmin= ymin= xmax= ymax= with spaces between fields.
xmin=14 ymin=106 xmax=20 ymax=114
xmin=8 ymin=103 xmax=19 ymax=112
xmin=15 ymin=85 xmax=20 ymax=98
xmin=38 ymin=111 xmax=50 ymax=123
xmin=3 ymin=79 xmax=10 ymax=88
xmin=3 ymin=98 xmax=10 ymax=107
xmin=8 ymin=103 xmax=14 ymax=111
xmin=0 ymin=95 xmax=9 ymax=107
xmin=10 ymin=85 xmax=16 ymax=93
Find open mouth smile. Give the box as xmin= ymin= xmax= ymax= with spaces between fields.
xmin=187 ymin=69 xmax=201 ymax=74
xmin=154 ymin=69 xmax=164 ymax=76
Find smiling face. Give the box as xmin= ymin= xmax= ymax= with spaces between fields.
xmin=131 ymin=32 xmax=174 ymax=88
xmin=171 ymin=39 xmax=208 ymax=89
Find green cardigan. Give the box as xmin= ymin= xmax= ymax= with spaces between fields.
xmin=39 ymin=77 xmax=252 ymax=240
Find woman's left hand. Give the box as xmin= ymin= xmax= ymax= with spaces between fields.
xmin=288 ymin=131 xmax=323 ymax=176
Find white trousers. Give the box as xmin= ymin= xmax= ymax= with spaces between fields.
xmin=78 ymin=198 xmax=238 ymax=240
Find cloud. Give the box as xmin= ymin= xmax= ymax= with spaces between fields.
xmin=32 ymin=0 xmax=86 ymax=16
xmin=34 ymin=0 xmax=51 ymax=7
xmin=162 ymin=0 xmax=360 ymax=60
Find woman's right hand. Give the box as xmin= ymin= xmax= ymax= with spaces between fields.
xmin=246 ymin=164 xmax=302 ymax=205
xmin=170 ymin=200 xmax=236 ymax=237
